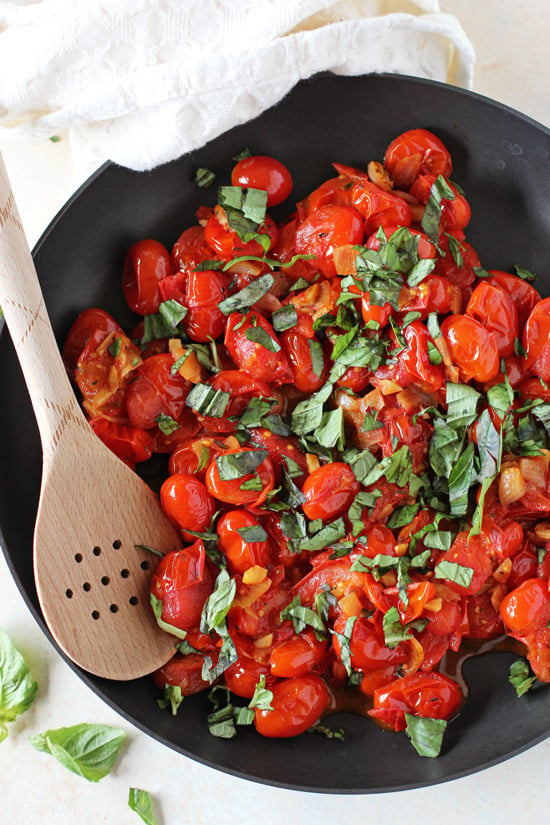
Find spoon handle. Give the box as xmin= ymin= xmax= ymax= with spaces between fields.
xmin=0 ymin=153 xmax=84 ymax=458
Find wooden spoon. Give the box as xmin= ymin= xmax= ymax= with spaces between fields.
xmin=0 ymin=155 xmax=179 ymax=680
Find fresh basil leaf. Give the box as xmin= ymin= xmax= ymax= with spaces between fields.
xmin=203 ymin=633 xmax=238 ymax=682
xmin=387 ymin=503 xmax=420 ymax=529
xmin=206 ymin=686 xmax=238 ymax=739
xmin=107 ymin=336 xmax=122 ymax=357
xmin=308 ymin=724 xmax=345 ymax=740
xmin=245 ymin=325 xmax=281 ymax=352
xmin=280 ymin=596 xmax=327 ymax=640
xmin=314 ymin=586 xmax=339 ymax=623
xmin=290 ymin=382 xmax=333 ymax=435
xmin=215 ymin=450 xmax=268 ymax=480
xmin=427 ymin=341 xmax=443 ymax=365
xmin=382 ymin=606 xmax=410 ymax=648
xmin=0 ymin=629 xmax=38 ymax=742
xmin=300 ymin=518 xmax=347 ymax=552
xmin=128 ymin=788 xmax=157 ymax=825
xmin=141 ymin=300 xmax=187 ymax=343
xmin=308 ymin=338 xmax=325 ymax=379
xmin=434 ymin=559 xmax=474 ymax=588
xmin=407 ymin=257 xmax=436 ymax=287
xmin=200 ymin=568 xmax=236 ymax=633
xmin=217 ymin=273 xmax=275 ymax=315
xmin=361 ymin=445 xmax=412 ymax=488
xmin=405 ymin=714 xmax=447 ymax=758
xmin=238 ymin=395 xmax=276 ymax=428
xmin=248 ymin=674 xmax=274 ymax=711
xmin=423 ymin=530 xmax=454 ymax=552
xmin=236 ymin=524 xmax=268 ymax=543
xmin=445 ymin=382 xmax=481 ymax=429
xmin=314 ymin=408 xmax=345 ymax=450
xmin=157 ymin=683 xmax=184 ymax=716
xmin=446 ymin=233 xmax=464 ymax=266
xmin=447 ymin=441 xmax=476 ymax=516
xmin=155 ymin=413 xmax=179 ymax=435
xmin=150 ymin=593 xmax=189 ymax=640
xmin=487 ymin=379 xmax=514 ymax=420
xmin=475 ymin=408 xmax=502 ymax=480
xmin=509 ymin=658 xmax=537 ymax=697
xmin=429 ymin=418 xmax=462 ymax=479
xmin=278 ymin=464 xmax=307 ymax=508
xmin=330 ymin=615 xmax=357 ymax=676
xmin=421 ymin=174 xmax=456 ymax=241
xmin=194 ymin=167 xmax=215 ymax=188
xmin=342 ymin=447 xmax=377 ymax=484
xmin=272 ymin=304 xmax=298 ymax=332
xmin=30 ymin=723 xmax=125 ymax=782
xmin=514 ymin=264 xmax=537 ymax=282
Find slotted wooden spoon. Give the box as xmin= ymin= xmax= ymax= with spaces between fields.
xmin=0 ymin=155 xmax=179 ymax=680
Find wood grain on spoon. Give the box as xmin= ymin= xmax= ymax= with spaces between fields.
xmin=0 ymin=154 xmax=179 ymax=680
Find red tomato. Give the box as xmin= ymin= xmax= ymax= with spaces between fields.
xmin=297 ymin=175 xmax=354 ymax=218
xmin=280 ymin=329 xmax=327 ymax=393
xmin=410 ymin=174 xmax=471 ymax=232
xmin=89 ymin=417 xmax=154 ymax=468
xmin=295 ymin=204 xmax=364 ymax=278
xmin=224 ymin=656 xmax=272 ymax=699
xmin=231 ymin=155 xmax=293 ymax=207
xmin=301 ymin=462 xmax=360 ymax=521
xmin=229 ymin=574 xmax=292 ymax=638
xmin=126 ymin=353 xmax=191 ymax=429
xmin=465 ymin=281 xmax=519 ymax=358
xmin=332 ymin=614 xmax=408 ymax=672
xmin=216 ymin=510 xmax=272 ymax=574
xmin=436 ymin=531 xmax=493 ymax=596
xmin=224 ymin=311 xmax=292 ymax=385
xmin=247 ymin=428 xmax=308 ymax=483
xmin=525 ymin=628 xmax=550 ymax=682
xmin=441 ymin=314 xmax=500 ymax=383
xmin=150 ymin=540 xmax=214 ymax=631
xmin=433 ymin=234 xmax=480 ymax=290
xmin=205 ymin=447 xmax=276 ymax=507
xmin=507 ymin=542 xmax=539 ymax=590
xmin=152 ymin=653 xmax=212 ymax=697
xmin=182 ymin=269 xmax=231 ymax=342
xmin=270 ymin=629 xmax=328 ymax=678
xmin=521 ymin=297 xmax=550 ymax=381
xmin=160 ymin=473 xmax=216 ymax=541
xmin=76 ymin=329 xmax=141 ymax=419
xmin=485 ymin=270 xmax=541 ymax=329
xmin=499 ymin=578 xmax=550 ymax=636
xmin=384 ymin=129 xmax=453 ymax=188
xmin=369 ymin=672 xmax=462 ymax=731
xmin=399 ymin=274 xmax=462 ymax=318
xmin=195 ymin=369 xmax=274 ymax=433
xmin=62 ymin=308 xmax=122 ymax=374
xmin=466 ymin=592 xmax=504 ymax=639
xmin=350 ymin=179 xmax=413 ymax=235
xmin=122 ymin=238 xmax=172 ymax=315
xmin=205 ymin=207 xmax=278 ymax=259
xmin=171 ymin=224 xmax=218 ymax=272
xmin=398 ymin=320 xmax=445 ymax=391
xmin=168 ymin=436 xmax=230 ymax=478
xmin=360 ymin=523 xmax=397 ymax=556
xmin=254 ymin=674 xmax=329 ymax=738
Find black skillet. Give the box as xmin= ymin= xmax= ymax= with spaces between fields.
xmin=2 ymin=73 xmax=550 ymax=793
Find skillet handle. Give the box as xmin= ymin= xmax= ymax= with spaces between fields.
xmin=0 ymin=152 xmax=85 ymax=457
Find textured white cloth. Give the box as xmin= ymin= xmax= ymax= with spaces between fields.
xmin=0 ymin=0 xmax=475 ymax=171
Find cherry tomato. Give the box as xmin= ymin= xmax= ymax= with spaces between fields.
xmin=126 ymin=353 xmax=191 ymax=429
xmin=224 ymin=656 xmax=272 ymax=699
xmin=521 ymin=297 xmax=550 ymax=381
xmin=485 ymin=270 xmax=541 ymax=329
xmin=384 ymin=129 xmax=453 ymax=189
xmin=205 ymin=447 xmax=276 ymax=507
xmin=160 ymin=473 xmax=216 ymax=541
xmin=195 ymin=369 xmax=274 ymax=433
xmin=349 ymin=179 xmax=413 ymax=235
xmin=297 ymin=175 xmax=354 ymax=218
xmin=76 ymin=329 xmax=141 ymax=419
xmin=254 ymin=674 xmax=329 ymax=738
xmin=301 ymin=462 xmax=360 ymax=521
xmin=295 ymin=204 xmax=364 ymax=278
xmin=332 ymin=614 xmax=409 ymax=672
xmin=182 ymin=268 xmax=231 ymax=342
xmin=465 ymin=281 xmax=519 ymax=358
xmin=89 ymin=417 xmax=154 ymax=468
xmin=270 ymin=629 xmax=327 ymax=678
xmin=62 ymin=308 xmax=122 ymax=374
xmin=411 ymin=174 xmax=471 ymax=232
xmin=205 ymin=207 xmax=278 ymax=259
xmin=441 ymin=314 xmax=500 ymax=383
xmin=280 ymin=329 xmax=327 ymax=393
xmin=499 ymin=578 xmax=550 ymax=636
xmin=122 ymin=238 xmax=172 ymax=315
xmin=231 ymin=155 xmax=293 ymax=207
xmin=370 ymin=672 xmax=462 ymax=731
xmin=224 ymin=311 xmax=292 ymax=385
xmin=152 ymin=653 xmax=213 ymax=697
xmin=436 ymin=531 xmax=493 ymax=596
xmin=217 ymin=510 xmax=272 ymax=574
xmin=466 ymin=592 xmax=504 ymax=639
xmin=171 ymin=224 xmax=218 ymax=272
xmin=150 ymin=540 xmax=214 ymax=631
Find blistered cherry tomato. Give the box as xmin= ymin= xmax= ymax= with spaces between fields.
xmin=217 ymin=510 xmax=272 ymax=574
xmin=370 ymin=672 xmax=462 ymax=731
xmin=152 ymin=653 xmax=213 ymax=697
xmin=280 ymin=329 xmax=327 ymax=392
xmin=76 ymin=330 xmax=141 ymax=419
xmin=332 ymin=614 xmax=408 ymax=672
xmin=224 ymin=311 xmax=292 ymax=385
xmin=499 ymin=578 xmax=550 ymax=636
xmin=89 ymin=417 xmax=154 ymax=468
xmin=224 ymin=656 xmax=272 ymax=699
xmin=254 ymin=674 xmax=329 ymax=738
xmin=160 ymin=473 xmax=216 ymax=541
xmin=63 ymin=308 xmax=122 ymax=374
xmin=171 ymin=224 xmax=217 ymax=272
xmin=384 ymin=128 xmax=453 ymax=188
xmin=465 ymin=281 xmax=518 ymax=358
xmin=270 ymin=629 xmax=327 ymax=678
xmin=122 ymin=238 xmax=172 ymax=315
xmin=350 ymin=179 xmax=413 ymax=235
xmin=485 ymin=270 xmax=540 ymax=328
xmin=150 ymin=540 xmax=214 ymax=631
xmin=522 ymin=297 xmax=550 ymax=381
xmin=301 ymin=462 xmax=360 ymax=521
xmin=231 ymin=155 xmax=293 ymax=207
xmin=410 ymin=174 xmax=471 ymax=233
xmin=441 ymin=314 xmax=500 ymax=383
xmin=183 ymin=269 xmax=231 ymax=342
xmin=126 ymin=353 xmax=191 ymax=429
xmin=295 ymin=204 xmax=364 ymax=278
xmin=205 ymin=207 xmax=278 ymax=259
xmin=205 ymin=447 xmax=276 ymax=506
xmin=436 ymin=532 xmax=493 ymax=596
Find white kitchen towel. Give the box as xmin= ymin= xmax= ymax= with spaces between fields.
xmin=0 ymin=0 xmax=475 ymax=171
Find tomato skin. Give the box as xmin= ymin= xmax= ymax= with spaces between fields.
xmin=410 ymin=174 xmax=471 ymax=232
xmin=280 ymin=329 xmax=327 ymax=393
xmin=295 ymin=204 xmax=364 ymax=278
xmin=126 ymin=353 xmax=191 ymax=429
xmin=398 ymin=320 xmax=445 ymax=391
xmin=205 ymin=208 xmax=278 ymax=259
xmin=441 ymin=314 xmax=500 ymax=383
xmin=485 ymin=271 xmax=541 ymax=328
xmin=224 ymin=312 xmax=292 ymax=385
xmin=350 ymin=180 xmax=413 ymax=235
xmin=370 ymin=672 xmax=462 ymax=731
xmin=182 ymin=269 xmax=231 ymax=342
xmin=521 ymin=297 xmax=550 ymax=381
xmin=465 ymin=592 xmax=504 ymax=639
xmin=384 ymin=129 xmax=452 ymax=188
xmin=301 ymin=462 xmax=360 ymax=522
xmin=332 ymin=614 xmax=408 ymax=672
xmin=224 ymin=656 xmax=272 ymax=699
xmin=152 ymin=653 xmax=212 ymax=697
xmin=436 ymin=531 xmax=493 ymax=596
xmin=160 ymin=473 xmax=216 ymax=541
xmin=76 ymin=329 xmax=142 ymax=420
xmin=465 ymin=281 xmax=519 ymax=358
xmin=217 ymin=510 xmax=272 ymax=574
xmin=89 ymin=417 xmax=154 ymax=468
xmin=231 ymin=155 xmax=293 ymax=207
xmin=150 ymin=540 xmax=214 ymax=631
xmin=122 ymin=238 xmax=172 ymax=315
xmin=171 ymin=224 xmax=217 ymax=273
xmin=270 ymin=629 xmax=327 ymax=678
xmin=205 ymin=448 xmax=276 ymax=507
xmin=63 ymin=308 xmax=122 ymax=374
xmin=499 ymin=578 xmax=550 ymax=636
xmin=254 ymin=674 xmax=329 ymax=738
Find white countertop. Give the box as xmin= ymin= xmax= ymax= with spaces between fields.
xmin=2 ymin=2 xmax=550 ymax=822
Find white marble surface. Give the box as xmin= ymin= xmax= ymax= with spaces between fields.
xmin=2 ymin=2 xmax=550 ymax=822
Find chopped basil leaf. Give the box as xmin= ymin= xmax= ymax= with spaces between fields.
xmin=290 ymin=382 xmax=333 ymax=435
xmin=405 ymin=714 xmax=447 ymax=758
xmin=387 ymin=503 xmax=420 ymax=529
xmin=330 ymin=615 xmax=357 ymax=676
xmin=186 ymin=383 xmax=230 ymax=417
xmin=194 ymin=167 xmax=215 ymax=188
xmin=155 ymin=413 xmax=179 ymax=435
xmin=514 ymin=264 xmax=537 ymax=282
xmin=272 ymin=304 xmax=298 ymax=332
xmin=107 ymin=336 xmax=122 ymax=357
xmin=300 ymin=518 xmax=347 ymax=552
xmin=200 ymin=568 xmax=236 ymax=633
xmin=401 ymin=310 xmax=423 ymax=328
xmin=446 ymin=233 xmax=464 ymax=266
xmin=487 ymin=379 xmax=514 ymax=420
xmin=314 ymin=408 xmax=345 ymax=450
xmin=280 ymin=596 xmax=327 ymax=640
xmin=447 ymin=442 xmax=476 ymax=516
xmin=308 ymin=338 xmax=325 ymax=379
xmin=30 ymin=723 xmax=125 ymax=782
xmin=421 ymin=174 xmax=456 ymax=241
xmin=509 ymin=658 xmax=537 ymax=697
xmin=427 ymin=341 xmax=443 ymax=365
xmin=245 ymin=325 xmax=281 ymax=352
xmin=308 ymin=724 xmax=345 ymax=740
xmin=434 ymin=559 xmax=474 ymax=588
xmin=236 ymin=524 xmax=268 ymax=543
xmin=219 ymin=185 xmax=267 ymax=225
xmin=218 ymin=273 xmax=275 ymax=315
xmin=128 ymin=788 xmax=157 ymax=825
xmin=361 ymin=409 xmax=383 ymax=432
xmin=215 ymin=450 xmax=268 ymax=480
xmin=207 ymin=686 xmax=238 ymax=739
xmin=248 ymin=674 xmax=274 ymax=711
xmin=0 ymin=629 xmax=38 ymax=742
xmin=203 ymin=633 xmax=238 ymax=682
xmin=278 ymin=464 xmax=307 ymax=508
xmin=445 ymin=382 xmax=481 ymax=429
xmin=150 ymin=593 xmax=189 ymax=640
xmin=141 ymin=299 xmax=188 ymax=343
xmin=157 ymin=683 xmax=184 ymax=716
xmin=239 ymin=395 xmax=276 ymax=427
xmin=407 ymin=257 xmax=436 ymax=287
xmin=475 ymin=408 xmax=502 ymax=480
xmin=233 ymin=147 xmax=252 ymax=161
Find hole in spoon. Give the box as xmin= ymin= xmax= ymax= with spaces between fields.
xmin=129 ymin=596 xmax=139 ymax=606
xmin=65 ymin=589 xmax=73 ymax=599
xmin=120 ymin=568 xmax=129 ymax=578
xmin=101 ymin=576 xmax=110 ymax=586
xmin=74 ymin=553 xmax=83 ymax=563
xmin=109 ymin=604 xmax=119 ymax=613
xmin=91 ymin=610 xmax=100 ymax=620
xmin=83 ymin=582 xmax=91 ymax=592
xmin=140 ymin=560 xmax=151 ymax=571
xmin=112 ymin=540 xmax=122 ymax=549
xmin=93 ymin=546 xmax=101 ymax=556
